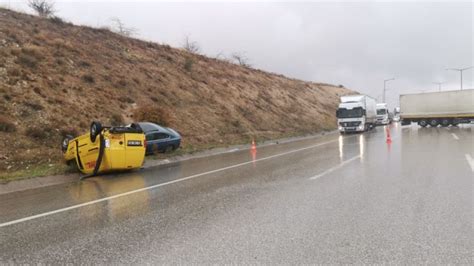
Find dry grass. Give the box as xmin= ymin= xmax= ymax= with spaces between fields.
xmin=133 ymin=105 xmax=175 ymax=127
xmin=0 ymin=7 xmax=354 ymax=178
xmin=0 ymin=115 xmax=16 ymax=132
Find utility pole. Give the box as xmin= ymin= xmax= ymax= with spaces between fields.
xmin=446 ymin=66 xmax=473 ymax=90
xmin=432 ymin=82 xmax=444 ymax=92
xmin=383 ymin=78 xmax=395 ymax=103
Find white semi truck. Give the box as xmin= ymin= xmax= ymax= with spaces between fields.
xmin=393 ymin=107 xmax=401 ymax=122
xmin=376 ymin=103 xmax=390 ymax=125
xmin=400 ymin=89 xmax=474 ymax=127
xmin=336 ymin=95 xmax=377 ymax=133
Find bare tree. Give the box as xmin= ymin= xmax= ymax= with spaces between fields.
xmin=110 ymin=17 xmax=137 ymax=37
xmin=214 ymin=52 xmax=231 ymax=63
xmin=28 ymin=0 xmax=55 ymax=17
xmin=214 ymin=52 xmax=225 ymax=59
xmin=231 ymin=52 xmax=251 ymax=67
xmin=183 ymin=35 xmax=200 ymax=54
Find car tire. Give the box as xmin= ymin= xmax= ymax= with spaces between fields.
xmin=61 ymin=135 xmax=74 ymax=153
xmin=429 ymin=119 xmax=439 ymax=127
xmin=90 ymin=121 xmax=102 ymax=142
xmin=418 ymin=120 xmax=428 ymax=127
xmin=440 ymin=119 xmax=450 ymax=127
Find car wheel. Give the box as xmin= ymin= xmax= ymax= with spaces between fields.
xmin=418 ymin=120 xmax=428 ymax=127
xmin=440 ymin=119 xmax=450 ymax=127
xmin=90 ymin=121 xmax=102 ymax=142
xmin=61 ymin=135 xmax=74 ymax=153
xmin=429 ymin=119 xmax=439 ymax=127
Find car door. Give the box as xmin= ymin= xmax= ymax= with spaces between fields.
xmin=155 ymin=132 xmax=171 ymax=152
xmin=145 ymin=132 xmax=160 ymax=154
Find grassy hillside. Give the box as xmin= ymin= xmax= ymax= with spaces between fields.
xmin=0 ymin=8 xmax=353 ymax=178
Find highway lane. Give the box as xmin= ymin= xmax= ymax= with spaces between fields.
xmin=0 ymin=124 xmax=472 ymax=264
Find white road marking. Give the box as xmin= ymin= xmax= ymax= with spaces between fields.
xmin=0 ymin=138 xmax=344 ymax=228
xmin=451 ymin=133 xmax=459 ymax=140
xmin=309 ymin=155 xmax=361 ymax=180
xmin=465 ymin=154 xmax=474 ymax=172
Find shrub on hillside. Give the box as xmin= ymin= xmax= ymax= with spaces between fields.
xmin=25 ymin=126 xmax=49 ymax=140
xmin=116 ymin=79 xmax=128 ymax=89
xmin=118 ymin=96 xmax=134 ymax=104
xmin=78 ymin=61 xmax=91 ymax=68
xmin=51 ymin=38 xmax=73 ymax=50
xmin=81 ymin=74 xmax=95 ymax=83
xmin=10 ymin=48 xmax=21 ymax=56
xmin=14 ymin=46 xmax=44 ymax=68
xmin=133 ymin=105 xmax=175 ymax=127
xmin=184 ymin=57 xmax=194 ymax=72
xmin=50 ymin=16 xmax=65 ymax=25
xmin=110 ymin=113 xmax=124 ymax=126
xmin=0 ymin=115 xmax=16 ymax=132
xmin=7 ymin=67 xmax=21 ymax=77
xmin=21 ymin=46 xmax=44 ymax=60
xmin=25 ymin=101 xmax=44 ymax=111
xmin=16 ymin=53 xmax=38 ymax=68
xmin=59 ymin=127 xmax=79 ymax=137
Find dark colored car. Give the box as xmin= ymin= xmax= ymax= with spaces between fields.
xmin=138 ymin=122 xmax=181 ymax=155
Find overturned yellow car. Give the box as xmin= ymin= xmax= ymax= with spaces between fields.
xmin=62 ymin=121 xmax=146 ymax=177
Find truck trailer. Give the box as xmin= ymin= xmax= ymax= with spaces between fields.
xmin=400 ymin=89 xmax=474 ymax=127
xmin=336 ymin=95 xmax=377 ymax=133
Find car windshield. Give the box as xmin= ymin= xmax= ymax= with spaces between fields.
xmin=337 ymin=108 xmax=363 ymax=118
xmin=377 ymin=109 xmax=387 ymax=115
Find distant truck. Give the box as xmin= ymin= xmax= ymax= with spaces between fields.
xmin=336 ymin=95 xmax=377 ymax=133
xmin=376 ymin=103 xmax=390 ymax=125
xmin=400 ymin=89 xmax=474 ymax=127
xmin=393 ymin=107 xmax=401 ymax=122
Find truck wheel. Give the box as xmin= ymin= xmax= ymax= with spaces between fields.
xmin=440 ymin=119 xmax=450 ymax=127
xmin=418 ymin=120 xmax=428 ymax=127
xmin=429 ymin=119 xmax=439 ymax=127
xmin=90 ymin=121 xmax=102 ymax=142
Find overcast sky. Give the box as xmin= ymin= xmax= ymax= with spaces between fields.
xmin=3 ymin=0 xmax=473 ymax=108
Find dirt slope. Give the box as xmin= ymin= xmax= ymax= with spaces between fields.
xmin=0 ymin=8 xmax=353 ymax=175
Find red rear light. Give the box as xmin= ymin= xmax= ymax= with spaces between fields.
xmin=144 ymin=139 xmax=147 ymax=148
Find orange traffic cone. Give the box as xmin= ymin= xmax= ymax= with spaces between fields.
xmin=251 ymin=139 xmax=257 ymax=150
xmin=385 ymin=126 xmax=392 ymax=143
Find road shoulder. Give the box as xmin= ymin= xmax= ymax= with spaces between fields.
xmin=0 ymin=130 xmax=337 ymax=195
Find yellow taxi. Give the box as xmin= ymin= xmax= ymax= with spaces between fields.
xmin=62 ymin=122 xmax=146 ymax=177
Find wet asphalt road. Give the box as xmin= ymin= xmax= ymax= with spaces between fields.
xmin=0 ymin=124 xmax=472 ymax=264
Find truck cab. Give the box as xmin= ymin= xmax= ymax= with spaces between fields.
xmin=336 ymin=95 xmax=377 ymax=133
xmin=393 ymin=107 xmax=401 ymax=122
xmin=376 ymin=103 xmax=390 ymax=125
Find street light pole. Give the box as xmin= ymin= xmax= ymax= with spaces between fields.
xmin=446 ymin=66 xmax=473 ymax=90
xmin=432 ymin=82 xmax=443 ymax=92
xmin=383 ymin=78 xmax=395 ymax=103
